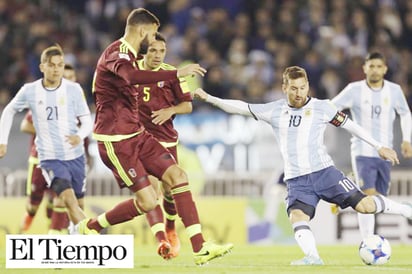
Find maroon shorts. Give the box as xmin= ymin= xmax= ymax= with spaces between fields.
xmin=27 ymin=157 xmax=48 ymax=205
xmin=98 ymin=130 xmax=176 ymax=192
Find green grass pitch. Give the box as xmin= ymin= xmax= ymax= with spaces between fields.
xmin=1 ymin=244 xmax=411 ymax=274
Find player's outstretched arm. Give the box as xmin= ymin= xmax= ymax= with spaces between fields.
xmin=194 ymin=88 xmax=252 ymax=117
xmin=194 ymin=88 xmax=209 ymax=101
xmin=340 ymin=118 xmax=399 ymax=165
xmin=400 ymin=112 xmax=412 ymax=158
xmin=177 ymin=64 xmax=207 ymax=78
xmin=0 ymin=103 xmax=18 ymax=157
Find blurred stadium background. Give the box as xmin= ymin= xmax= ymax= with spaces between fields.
xmin=1 ymin=0 xmax=412 ymax=248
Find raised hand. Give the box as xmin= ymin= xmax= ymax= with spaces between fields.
xmin=177 ymin=64 xmax=207 ymax=78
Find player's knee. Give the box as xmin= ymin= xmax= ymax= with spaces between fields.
xmin=289 ymin=209 xmax=310 ymax=223
xmin=355 ymin=196 xmax=376 ymax=213
xmin=162 ymin=165 xmax=187 ymax=187
xmin=162 ymin=186 xmax=171 ymax=197
xmin=287 ymin=200 xmax=315 ymax=221
xmin=51 ymin=178 xmax=72 ymax=196
xmin=136 ymin=197 xmax=157 ymax=212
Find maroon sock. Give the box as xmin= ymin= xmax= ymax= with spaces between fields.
xmin=88 ymin=199 xmax=143 ymax=232
xmin=171 ymin=183 xmax=204 ymax=252
xmin=50 ymin=208 xmax=69 ymax=230
xmin=46 ymin=205 xmax=53 ymax=219
xmin=163 ymin=194 xmax=177 ymax=230
xmin=145 ymin=204 xmax=167 ymax=242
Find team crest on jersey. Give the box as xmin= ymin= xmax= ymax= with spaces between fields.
xmin=118 ymin=53 xmax=130 ymax=61
xmin=58 ymin=96 xmax=65 ymax=105
xmin=128 ymin=168 xmax=137 ymax=178
xmin=157 ymin=81 xmax=164 ymax=88
xmin=38 ymin=100 xmax=44 ymax=105
xmin=304 ymin=109 xmax=312 ymax=116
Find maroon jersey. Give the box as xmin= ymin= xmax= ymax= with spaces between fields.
xmin=92 ymin=38 xmax=178 ymax=141
xmin=136 ymin=60 xmax=192 ymax=144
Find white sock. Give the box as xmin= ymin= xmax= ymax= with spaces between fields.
xmin=357 ymin=213 xmax=375 ymax=239
xmin=374 ymin=195 xmax=412 ymax=218
xmin=293 ymin=221 xmax=320 ymax=258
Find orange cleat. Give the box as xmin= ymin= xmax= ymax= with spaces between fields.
xmin=157 ymin=240 xmax=172 ymax=260
xmin=166 ymin=228 xmax=181 ymax=258
xmin=20 ymin=213 xmax=34 ymax=232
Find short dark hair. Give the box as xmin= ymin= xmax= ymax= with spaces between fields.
xmin=40 ymin=44 xmax=64 ymax=63
xmin=155 ymin=32 xmax=166 ymax=43
xmin=64 ymin=64 xmax=74 ymax=70
xmin=365 ymin=52 xmax=386 ymax=63
xmin=126 ymin=8 xmax=160 ymax=27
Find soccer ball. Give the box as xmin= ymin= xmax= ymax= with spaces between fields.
xmin=359 ymin=234 xmax=391 ymax=265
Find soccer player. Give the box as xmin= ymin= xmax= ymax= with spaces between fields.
xmin=138 ymin=32 xmax=192 ymax=258
xmin=19 ymin=110 xmax=56 ymax=233
xmin=19 ymin=64 xmax=91 ymax=234
xmin=0 ymin=44 xmax=92 ymax=227
xmin=332 ymin=52 xmax=412 ymax=239
xmin=77 ymin=8 xmax=233 ymax=265
xmin=63 ymin=64 xmax=76 ymax=82
xmin=194 ymin=66 xmax=412 ymax=265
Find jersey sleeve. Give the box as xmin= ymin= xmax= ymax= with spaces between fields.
xmin=394 ymin=86 xmax=411 ymax=115
xmin=172 ymin=77 xmax=192 ymax=103
xmin=73 ymin=84 xmax=91 ymax=116
xmin=331 ymin=83 xmax=354 ymax=110
xmin=322 ymin=99 xmax=348 ymax=127
xmin=249 ymin=102 xmax=277 ymax=123
xmin=105 ymin=48 xmax=177 ymax=85
xmin=11 ymin=85 xmax=29 ymax=112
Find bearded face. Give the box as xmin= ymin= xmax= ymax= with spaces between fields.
xmin=139 ymin=35 xmax=149 ymax=55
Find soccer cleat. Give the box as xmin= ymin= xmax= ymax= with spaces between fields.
xmin=157 ymin=240 xmax=172 ymax=260
xmin=290 ymin=255 xmax=324 ymax=266
xmin=77 ymin=218 xmax=99 ymax=235
xmin=193 ymin=241 xmax=234 ymax=266
xmin=20 ymin=213 xmax=34 ymax=232
xmin=166 ymin=228 xmax=181 ymax=258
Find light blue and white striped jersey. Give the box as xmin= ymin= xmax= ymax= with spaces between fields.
xmin=249 ymin=98 xmax=338 ymax=180
xmin=9 ymin=78 xmax=90 ymax=161
xmin=332 ymin=80 xmax=410 ymax=157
